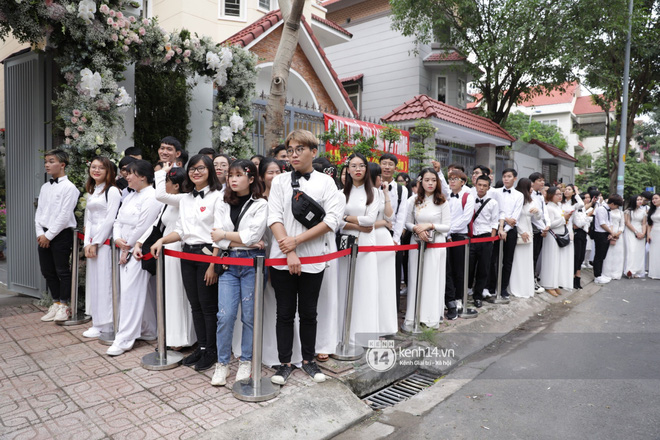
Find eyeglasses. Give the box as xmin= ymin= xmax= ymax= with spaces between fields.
xmin=448 ymin=177 xmax=461 ymax=182
xmin=188 ymin=166 xmax=207 ymax=174
xmin=286 ymin=146 xmax=308 ymax=156
xmin=349 ymin=164 xmax=367 ymax=170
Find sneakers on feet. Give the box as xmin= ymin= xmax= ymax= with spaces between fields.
xmin=53 ymin=304 xmax=71 ymax=322
xmin=82 ymin=328 xmax=101 ymax=338
xmin=236 ymin=360 xmax=252 ymax=382
xmin=482 ymin=289 xmax=492 ymax=298
xmin=182 ymin=347 xmax=203 ymax=367
xmin=106 ymin=345 xmax=125 ymax=356
xmin=211 ymin=363 xmax=228 ymax=386
xmin=301 ymin=361 xmax=326 ymax=383
xmin=594 ymin=276 xmax=610 ymax=284
xmin=271 ymin=364 xmax=295 ymax=385
xmin=534 ymin=282 xmax=545 ymax=294
xmin=41 ymin=303 xmax=60 ymax=322
xmin=194 ymin=350 xmax=217 ymax=372
xmin=446 ymin=308 xmax=458 ymax=320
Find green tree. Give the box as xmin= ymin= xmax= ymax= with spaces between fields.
xmin=407 ymin=119 xmax=436 ymax=175
xmin=390 ymin=0 xmax=578 ymax=125
xmin=380 ymin=124 xmax=402 ymax=153
xmin=576 ymin=152 xmax=660 ymax=198
xmin=502 ymin=112 xmax=569 ymax=150
xmin=319 ymin=123 xmax=382 ymax=167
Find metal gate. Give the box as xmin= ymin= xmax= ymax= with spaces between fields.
xmin=4 ymin=50 xmax=52 ymax=297
xmin=434 ymin=142 xmax=476 ymax=173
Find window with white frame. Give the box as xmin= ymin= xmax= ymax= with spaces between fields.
xmin=541 ymin=119 xmax=558 ymax=126
xmin=457 ymin=78 xmax=467 ymax=107
xmin=436 ymin=76 xmax=447 ymax=103
xmin=344 ymin=83 xmax=361 ymax=114
xmin=258 ymin=0 xmax=271 ymax=11
xmin=219 ymin=0 xmax=245 ymax=20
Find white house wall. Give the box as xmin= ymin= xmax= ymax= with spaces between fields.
xmin=512 ymin=151 xmax=540 ymax=180
xmin=187 ymin=75 xmax=214 ymax=151
xmin=558 ymin=163 xmax=575 ymax=183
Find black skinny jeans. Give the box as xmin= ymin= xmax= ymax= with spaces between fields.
xmin=37 ymin=228 xmax=73 ymax=303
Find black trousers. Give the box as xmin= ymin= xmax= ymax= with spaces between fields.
xmin=270 ymin=268 xmax=324 ymax=363
xmin=395 ymin=250 xmax=403 ymax=313
xmin=180 ymin=244 xmax=218 ymax=351
xmin=37 ymin=228 xmax=73 ymax=302
xmin=592 ymin=232 xmax=611 ymax=277
xmin=487 ymin=227 xmax=517 ymax=294
xmin=445 ymin=233 xmax=468 ymax=309
xmin=533 ymin=230 xmax=543 ymax=276
xmin=573 ymin=229 xmax=588 ymax=274
xmin=469 ymin=235 xmax=493 ymax=301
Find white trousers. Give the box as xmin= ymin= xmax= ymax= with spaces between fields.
xmin=86 ymin=245 xmax=114 ymax=332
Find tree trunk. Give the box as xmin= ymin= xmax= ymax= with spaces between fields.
xmin=263 ymin=0 xmax=306 ymax=154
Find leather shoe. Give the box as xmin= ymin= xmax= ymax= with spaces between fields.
xmin=474 ymin=299 xmax=483 ymax=308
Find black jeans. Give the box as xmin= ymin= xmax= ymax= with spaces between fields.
xmin=533 ymin=230 xmax=543 ymax=276
xmin=37 ymin=228 xmax=73 ymax=302
xmin=445 ymin=233 xmax=468 ymax=309
xmin=270 ymin=268 xmax=324 ymax=363
xmin=592 ymin=232 xmax=611 ymax=278
xmin=180 ymin=244 xmax=218 ymax=351
xmin=573 ymin=229 xmax=588 ymax=274
xmin=487 ymin=227 xmax=517 ymax=294
xmin=469 ymin=234 xmax=493 ymax=301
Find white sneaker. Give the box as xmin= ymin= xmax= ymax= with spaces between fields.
xmin=53 ymin=304 xmax=71 ymax=322
xmin=106 ymin=345 xmax=125 ymax=356
xmin=41 ymin=304 xmax=60 ymax=322
xmin=82 ymin=328 xmax=101 ymax=338
xmin=594 ymin=276 xmax=610 ymax=284
xmin=236 ymin=360 xmax=252 ymax=382
xmin=211 ymin=363 xmax=228 ymax=386
xmin=482 ymin=289 xmax=492 ymax=298
xmin=534 ymin=282 xmax=545 ymax=294
xmin=456 ymin=299 xmax=463 ymax=312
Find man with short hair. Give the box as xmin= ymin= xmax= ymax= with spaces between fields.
xmin=593 ymin=195 xmax=624 ymax=284
xmin=379 ymin=153 xmax=409 ymax=312
xmin=124 ymin=146 xmax=142 ymax=160
xmin=469 ymin=175 xmax=499 ymax=308
xmin=469 ymin=165 xmax=496 ymax=198
xmin=158 ymin=136 xmax=182 ymax=164
xmin=529 ymin=172 xmax=549 ymax=293
xmin=176 ymin=150 xmax=189 ymax=168
xmin=271 ymin=144 xmax=289 ymax=162
xmin=198 ymin=147 xmax=215 ymax=159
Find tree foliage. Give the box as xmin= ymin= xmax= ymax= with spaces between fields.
xmin=390 ymin=0 xmax=577 ymax=125
xmin=502 ymin=112 xmax=569 ymax=150
xmin=576 ymin=152 xmax=660 ymax=198
xmin=407 ymin=119 xmax=436 ymax=175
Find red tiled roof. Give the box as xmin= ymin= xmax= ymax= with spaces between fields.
xmin=223 ymin=10 xmax=358 ymax=116
xmin=529 ymin=139 xmax=577 ymax=162
xmin=340 ymin=74 xmax=363 ymax=83
xmin=223 ymin=10 xmax=282 ymax=47
xmin=382 ymin=94 xmax=515 ymax=142
xmin=573 ymin=95 xmax=614 ymax=115
xmin=311 ymin=14 xmax=352 ymax=37
xmin=423 ymin=51 xmax=467 ymax=62
xmin=577 ymin=141 xmax=585 ymax=150
xmin=518 ymin=82 xmax=579 ymax=107
xmin=321 ymin=0 xmax=344 ymax=6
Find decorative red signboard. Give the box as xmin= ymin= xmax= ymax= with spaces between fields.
xmin=323 ymin=114 xmax=410 ymax=172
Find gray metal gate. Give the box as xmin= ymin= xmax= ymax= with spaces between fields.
xmin=434 ymin=142 xmax=476 ymax=173
xmin=4 ymin=50 xmax=52 ymax=297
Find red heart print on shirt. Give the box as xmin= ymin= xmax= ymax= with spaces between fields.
xmin=200 ymin=207 xmax=206 ymax=212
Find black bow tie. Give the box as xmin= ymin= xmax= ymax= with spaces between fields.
xmin=49 ymin=178 xmax=59 ymax=184
xmin=476 ymin=198 xmax=483 ymax=204
xmin=294 ymin=170 xmax=311 ymax=181
xmin=451 ymin=193 xmax=459 ymax=198
xmin=193 ymin=189 xmax=205 ymax=199
xmin=388 ymin=184 xmax=393 ymax=192
xmin=536 ymin=191 xmax=542 ymax=196
xmin=126 ymin=187 xmax=135 ymax=193
xmin=503 ymin=189 xmax=511 ymax=194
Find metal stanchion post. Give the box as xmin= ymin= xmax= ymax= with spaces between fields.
xmin=141 ymin=251 xmax=183 ymax=370
xmin=458 ymin=239 xmax=478 ymax=318
xmin=487 ymin=238 xmax=510 ymax=305
xmin=234 ymin=256 xmax=280 ymax=401
xmin=58 ymin=230 xmax=91 ymax=326
xmin=401 ymin=240 xmax=426 ymax=335
xmin=99 ymin=240 xmax=119 ymax=345
xmin=332 ymin=243 xmax=365 ymax=360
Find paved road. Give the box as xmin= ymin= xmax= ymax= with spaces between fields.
xmin=379 ymin=278 xmax=660 ymax=440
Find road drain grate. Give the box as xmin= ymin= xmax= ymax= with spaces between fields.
xmin=364 ymin=372 xmax=437 ymax=410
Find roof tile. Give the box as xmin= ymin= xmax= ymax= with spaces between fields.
xmin=311 ymin=14 xmax=352 ymax=37
xmin=529 ymin=138 xmax=577 ymax=162
xmin=423 ymin=51 xmax=467 ymax=62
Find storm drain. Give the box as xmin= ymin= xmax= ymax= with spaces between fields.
xmin=363 ymin=372 xmax=437 ymax=410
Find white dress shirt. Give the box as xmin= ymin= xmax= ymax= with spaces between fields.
xmin=530 ymin=190 xmax=548 ymax=231
xmin=172 ymin=186 xmax=223 ymax=245
xmin=35 ymin=175 xmax=80 ymax=240
xmin=214 ymin=197 xmax=268 ymax=250
xmin=472 ymin=195 xmax=500 ymax=236
xmin=267 ymin=170 xmax=343 ymax=273
xmin=447 ymin=186 xmax=475 ymax=234
xmin=469 ymin=186 xmax=497 ymax=200
xmin=594 ymin=205 xmax=612 ymax=233
xmin=383 ymin=180 xmax=409 ymax=242
xmin=494 ymin=186 xmax=524 ymax=232
xmin=83 ymin=184 xmax=121 ymax=246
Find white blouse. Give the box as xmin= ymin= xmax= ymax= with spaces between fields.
xmin=113 ymin=186 xmax=163 ymax=249
xmin=213 ymin=197 xmax=269 ymax=250
xmin=405 ymin=194 xmax=452 ymax=235
xmin=172 ymin=186 xmax=224 ymax=245
xmin=545 ymin=202 xmax=566 ymax=233
xmin=340 ymin=184 xmax=379 ymax=237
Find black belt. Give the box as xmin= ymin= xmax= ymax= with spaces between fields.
xmin=183 ymin=243 xmax=212 ymax=252
xmin=473 ymin=232 xmax=491 ymax=238
xmin=450 ymin=233 xmax=468 ymax=240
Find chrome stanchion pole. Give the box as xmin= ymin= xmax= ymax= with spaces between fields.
xmin=142 ymin=251 xmax=183 ymax=370
xmin=487 ymin=237 xmax=510 ymax=305
xmin=99 ymin=240 xmax=119 ymax=345
xmin=234 ymin=255 xmax=280 ymax=401
xmin=401 ymin=240 xmax=426 ymax=335
xmin=58 ymin=230 xmax=91 ymax=326
xmin=332 ymin=243 xmax=365 ymax=360
xmin=458 ymin=239 xmax=478 ymax=318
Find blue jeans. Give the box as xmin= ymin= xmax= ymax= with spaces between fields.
xmin=216 ymin=249 xmax=265 ymax=364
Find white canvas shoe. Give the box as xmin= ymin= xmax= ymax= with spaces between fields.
xmin=211 ymin=363 xmax=228 ymax=386
xmin=41 ymin=304 xmax=59 ymax=322
xmin=594 ymin=276 xmax=610 ymax=284
xmin=53 ymin=304 xmax=71 ymax=322
xmin=106 ymin=345 xmax=125 ymax=356
xmin=82 ymin=328 xmax=101 ymax=338
xmin=235 ymin=361 xmax=252 ymax=382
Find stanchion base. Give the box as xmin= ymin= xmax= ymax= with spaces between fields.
xmin=331 ymin=343 xmax=364 ymax=361
xmin=486 ymin=296 xmax=511 ymax=305
xmin=140 ymin=350 xmax=184 ymax=371
xmin=232 ymin=377 xmax=280 ymax=402
xmin=97 ymin=331 xmax=115 ymax=346
xmin=458 ymin=308 xmax=479 ymax=319
xmin=56 ymin=314 xmax=92 ymax=326
xmin=400 ymin=322 xmax=424 ymax=336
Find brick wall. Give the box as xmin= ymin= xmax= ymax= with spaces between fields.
xmin=251 ymin=26 xmax=338 ymax=113
xmin=326 ymin=0 xmax=391 ymax=27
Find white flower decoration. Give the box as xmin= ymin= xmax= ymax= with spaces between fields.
xmin=229 ymin=113 xmax=244 ymax=132
xmin=79 ymin=68 xmax=102 ymax=98
xmin=219 ymin=126 xmax=233 ymax=143
xmin=116 ymin=87 xmax=132 ymax=106
xmin=77 ymin=0 xmax=97 ymax=25
xmin=206 ymin=51 xmax=220 ymax=70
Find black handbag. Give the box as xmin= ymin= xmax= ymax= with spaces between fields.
xmin=290 ymin=173 xmax=326 ymax=229
xmin=335 ymin=233 xmax=356 ymax=251
xmin=549 ymin=226 xmax=571 ymax=248
xmin=215 ymin=200 xmax=255 ymax=276
xmin=141 ymin=206 xmax=167 ymax=275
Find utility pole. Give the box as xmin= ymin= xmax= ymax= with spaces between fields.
xmin=617 ymin=0 xmax=633 ymax=196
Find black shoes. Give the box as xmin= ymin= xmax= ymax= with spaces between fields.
xmin=194 ymin=349 xmax=217 ymax=372
xmin=474 ymin=299 xmax=483 ymax=308
xmin=446 ymin=308 xmax=458 ymax=320
xmin=301 ymin=361 xmax=326 ymax=382
xmin=573 ymin=276 xmax=582 ymax=290
xmin=500 ymin=290 xmax=510 ymax=299
xmin=271 ymin=364 xmax=295 ymax=385
xmin=182 ymin=347 xmax=203 ymax=367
